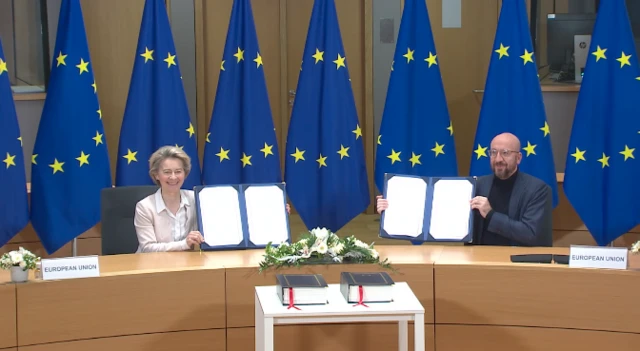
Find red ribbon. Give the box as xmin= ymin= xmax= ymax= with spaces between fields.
xmin=353 ymin=285 xmax=368 ymax=307
xmin=287 ymin=288 xmax=300 ymax=310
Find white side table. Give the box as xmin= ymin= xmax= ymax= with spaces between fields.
xmin=255 ymin=282 xmax=425 ymax=351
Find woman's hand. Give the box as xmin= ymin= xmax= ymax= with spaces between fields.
xmin=186 ymin=231 xmax=204 ymax=247
xmin=286 ymin=203 xmax=291 ymax=214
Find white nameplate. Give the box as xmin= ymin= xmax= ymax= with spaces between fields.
xmin=40 ymin=255 xmax=100 ymax=280
xmin=569 ymin=245 xmax=628 ymax=270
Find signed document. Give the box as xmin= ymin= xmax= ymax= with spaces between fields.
xmin=382 ymin=176 xmax=427 ymax=238
xmin=428 ymin=179 xmax=474 ymax=240
xmin=381 ymin=175 xmax=474 ymax=241
xmin=197 ymin=184 xmax=289 ymax=248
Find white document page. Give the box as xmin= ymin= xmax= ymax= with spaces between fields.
xmin=198 ymin=186 xmax=244 ymax=246
xmin=382 ymin=176 xmax=427 ymax=238
xmin=244 ymin=185 xmax=289 ymax=246
xmin=429 ymin=179 xmax=473 ymax=240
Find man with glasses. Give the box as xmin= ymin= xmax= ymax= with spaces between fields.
xmin=376 ymin=132 xmax=552 ymax=246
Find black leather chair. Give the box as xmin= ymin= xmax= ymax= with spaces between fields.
xmin=100 ymin=185 xmax=158 ymax=255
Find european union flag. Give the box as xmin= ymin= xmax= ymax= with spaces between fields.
xmin=116 ymin=0 xmax=201 ymax=189
xmin=284 ymin=0 xmax=370 ymax=232
xmin=0 ymin=39 xmax=29 ymax=247
xmin=374 ymin=0 xmax=457 ymax=193
xmin=30 ymin=0 xmax=112 ymax=254
xmin=564 ymin=0 xmax=640 ymax=246
xmin=202 ymin=0 xmax=281 ymax=184
xmin=470 ymin=0 xmax=558 ymax=208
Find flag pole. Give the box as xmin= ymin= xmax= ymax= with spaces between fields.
xmin=73 ymin=238 xmax=77 ymax=257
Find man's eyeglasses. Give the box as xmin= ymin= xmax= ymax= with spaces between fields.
xmin=489 ymin=149 xmax=520 ymax=158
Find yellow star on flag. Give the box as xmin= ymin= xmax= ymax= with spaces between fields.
xmin=206 ymin=132 xmax=211 ymax=143
xmin=337 ymin=145 xmax=350 ymax=159
xmin=92 ymin=131 xmax=104 ymax=146
xmin=216 ymin=147 xmax=230 ymax=162
xmin=17 ymin=136 xmax=22 ymax=146
xmin=49 ymin=158 xmax=65 ymax=174
xmin=474 ymin=144 xmax=487 ymax=159
xmin=76 ymin=58 xmax=89 ymax=74
xmin=333 ymin=53 xmax=346 ymax=69
xmin=592 ymin=45 xmax=607 ymax=62
xmin=403 ymin=48 xmax=414 ymax=63
xmin=290 ymin=148 xmax=305 ymax=163
xmin=431 ymin=142 xmax=445 ymax=157
xmin=522 ymin=141 xmax=537 ymax=156
xmin=97 ymin=109 xmax=102 ymax=119
xmin=164 ymin=53 xmax=176 ymax=68
xmin=352 ymin=124 xmax=362 ymax=139
xmin=56 ymin=52 xmax=67 ymax=67
xmin=617 ymin=51 xmax=631 ymax=68
xmin=234 ymin=47 xmax=244 ymax=62
xmin=316 ymin=154 xmax=327 ymax=168
xmin=495 ymin=43 xmax=509 ymax=59
xmin=76 ymin=151 xmax=90 ymax=167
xmin=377 ymin=135 xmax=382 ymax=145
xmin=31 ymin=154 xmax=37 ymax=165
xmin=424 ymin=52 xmax=437 ymax=67
xmin=597 ymin=153 xmax=610 ymax=168
xmin=447 ymin=122 xmax=454 ymax=136
xmin=141 ymin=47 xmax=154 ymax=63
xmin=409 ymin=152 xmax=421 ymax=167
xmin=92 ymin=81 xmax=97 ymax=93
xmin=570 ymin=147 xmax=586 ymax=163
xmin=241 ymin=153 xmax=252 ymax=167
xmin=123 ymin=149 xmax=138 ymax=164
xmin=540 ymin=121 xmax=550 ymax=137
xmin=312 ymin=48 xmax=324 ymax=63
xmin=260 ymin=143 xmax=274 ymax=157
xmin=620 ymin=145 xmax=635 ymax=160
xmin=254 ymin=53 xmax=263 ymax=68
xmin=3 ymin=153 xmax=16 ymax=168
xmin=186 ymin=123 xmax=195 ymax=138
xmin=221 ymin=60 xmax=225 ymax=71
xmin=387 ymin=149 xmax=401 ymax=164
xmin=0 ymin=59 xmax=7 ymax=75
xmin=520 ymin=49 xmax=534 ymax=65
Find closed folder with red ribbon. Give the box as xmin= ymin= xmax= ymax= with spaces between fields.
xmin=340 ymin=272 xmax=394 ymax=305
xmin=275 ymin=274 xmax=328 ymax=308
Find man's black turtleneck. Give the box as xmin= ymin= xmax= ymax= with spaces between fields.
xmin=481 ymin=170 xmax=518 ymax=245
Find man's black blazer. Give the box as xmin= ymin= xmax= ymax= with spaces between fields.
xmin=471 ymin=171 xmax=553 ymax=247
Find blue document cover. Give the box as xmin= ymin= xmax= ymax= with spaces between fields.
xmin=380 ymin=174 xmax=476 ymax=243
xmin=194 ymin=183 xmax=290 ymax=250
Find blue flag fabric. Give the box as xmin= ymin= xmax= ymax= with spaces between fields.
xmin=0 ymin=39 xmax=29 ymax=247
xmin=469 ymin=0 xmax=558 ymax=208
xmin=374 ymin=0 xmax=458 ymax=193
xmin=564 ymin=0 xmax=640 ymax=246
xmin=116 ymin=0 xmax=201 ymax=189
xmin=203 ymin=0 xmax=281 ymax=185
xmin=30 ymin=0 xmax=112 ymax=254
xmin=284 ymin=0 xmax=370 ymax=232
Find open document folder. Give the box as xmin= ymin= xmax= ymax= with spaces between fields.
xmin=379 ymin=174 xmax=476 ymax=243
xmin=194 ymin=183 xmax=290 ymax=250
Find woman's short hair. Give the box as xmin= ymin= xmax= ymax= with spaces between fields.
xmin=148 ymin=146 xmax=192 ymax=185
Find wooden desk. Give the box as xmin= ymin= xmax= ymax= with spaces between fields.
xmin=434 ymin=246 xmax=640 ymax=350
xmin=0 ymin=272 xmax=17 ymax=350
xmin=3 ymin=246 xmax=640 ymax=351
xmin=16 ymin=253 xmax=226 ymax=351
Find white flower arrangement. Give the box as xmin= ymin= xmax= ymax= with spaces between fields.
xmin=631 ymin=240 xmax=640 ymax=254
xmin=0 ymin=247 xmax=40 ymax=271
xmin=258 ymin=227 xmax=391 ymax=273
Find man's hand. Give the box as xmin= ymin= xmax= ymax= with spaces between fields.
xmin=470 ymin=196 xmax=492 ymax=218
xmin=376 ymin=195 xmax=388 ymax=214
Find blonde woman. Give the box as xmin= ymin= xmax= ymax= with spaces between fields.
xmin=134 ymin=146 xmax=204 ymax=252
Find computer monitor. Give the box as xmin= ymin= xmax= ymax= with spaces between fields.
xmin=547 ymin=13 xmax=596 ymax=75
